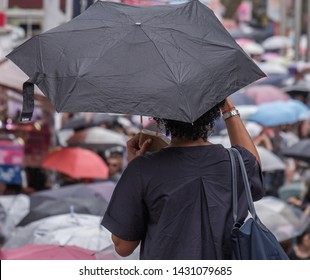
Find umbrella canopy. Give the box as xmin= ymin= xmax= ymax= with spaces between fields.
xmin=217 ymin=120 xmax=262 ymax=137
xmin=282 ymin=83 xmax=310 ymax=95
xmin=286 ymin=99 xmax=310 ymax=121
xmin=66 ymin=127 xmax=127 ymax=150
xmin=29 ymin=182 xmax=114 ymax=209
xmin=61 ymin=113 xmax=117 ymax=131
xmin=278 ymin=182 xmax=304 ymax=202
xmin=229 ymin=91 xmax=256 ymax=106
xmin=244 ymin=85 xmax=291 ymax=104
xmin=282 ymin=83 xmax=310 ymax=102
xmin=0 ymin=194 xmax=30 ymax=239
xmin=261 ymin=35 xmax=292 ymax=51
xmin=228 ymin=26 xmax=269 ymax=41
xmin=255 ymin=73 xmax=291 ymax=88
xmin=85 ymin=181 xmax=116 ymax=203
xmin=256 ymin=146 xmax=286 ymax=172
xmin=256 ymin=62 xmax=289 ymax=76
xmin=41 ymin=147 xmax=109 ymax=179
xmin=3 ymin=213 xmax=113 ymax=251
xmin=254 ymin=196 xmax=310 ymax=242
xmin=208 ymin=136 xmax=286 ymax=172
xmin=61 ymin=113 xmax=94 ymax=131
xmin=247 ymin=101 xmax=300 ymax=127
xmin=236 ymin=39 xmax=264 ymax=56
xmin=7 ymin=0 xmax=265 ymax=123
xmin=282 ymin=139 xmax=310 ymax=163
xmin=236 ymin=105 xmax=258 ymax=120
xmin=1 ymin=244 xmax=98 ymax=260
xmin=18 ymin=196 xmax=108 ymax=226
xmin=90 ymin=113 xmax=118 ymax=128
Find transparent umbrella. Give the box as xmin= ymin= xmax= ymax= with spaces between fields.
xmin=254 ymin=196 xmax=310 ymax=242
xmin=3 ymin=213 xmax=112 ymax=251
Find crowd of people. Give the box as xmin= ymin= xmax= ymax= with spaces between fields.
xmin=1 ymin=2 xmax=310 ymax=259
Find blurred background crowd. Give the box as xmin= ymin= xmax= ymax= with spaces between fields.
xmin=1 ymin=0 xmax=310 ymax=260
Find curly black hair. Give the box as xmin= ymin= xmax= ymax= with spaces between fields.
xmin=154 ymin=100 xmax=225 ymax=141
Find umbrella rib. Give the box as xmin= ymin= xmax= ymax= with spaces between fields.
xmin=139 ymin=26 xmax=179 ymax=82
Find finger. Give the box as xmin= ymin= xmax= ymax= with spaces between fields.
xmin=127 ymin=133 xmax=140 ymax=149
xmin=138 ymin=138 xmax=152 ymax=155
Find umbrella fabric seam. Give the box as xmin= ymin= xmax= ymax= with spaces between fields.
xmin=139 ymin=25 xmax=193 ymax=120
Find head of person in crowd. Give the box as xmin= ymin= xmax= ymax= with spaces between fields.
xmin=106 ymin=153 xmax=124 ymax=182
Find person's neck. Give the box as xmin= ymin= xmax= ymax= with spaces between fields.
xmin=168 ymin=137 xmax=211 ymax=147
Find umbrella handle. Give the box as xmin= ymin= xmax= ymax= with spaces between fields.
xmin=20 ymin=72 xmax=44 ymax=122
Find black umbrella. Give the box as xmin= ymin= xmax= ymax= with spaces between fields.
xmin=61 ymin=114 xmax=93 ymax=131
xmin=282 ymin=83 xmax=310 ymax=104
xmin=18 ymin=197 xmax=108 ymax=226
xmin=29 ymin=183 xmax=106 ymax=209
xmin=7 ymin=0 xmax=265 ymax=123
xmin=282 ymin=139 xmax=310 ymax=163
xmin=90 ymin=113 xmax=118 ymax=128
xmin=61 ymin=113 xmax=117 ymax=131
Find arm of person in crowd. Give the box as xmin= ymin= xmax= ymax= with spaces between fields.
xmin=222 ymin=98 xmax=261 ymax=166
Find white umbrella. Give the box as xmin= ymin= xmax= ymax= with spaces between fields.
xmin=218 ymin=118 xmax=261 ymax=136
xmin=256 ymin=146 xmax=286 ymax=172
xmin=242 ymin=42 xmax=264 ymax=56
xmin=209 ymin=135 xmax=231 ymax=147
xmin=208 ymin=136 xmax=285 ymax=172
xmin=256 ymin=62 xmax=288 ymax=76
xmin=254 ymin=196 xmax=310 ymax=242
xmin=238 ymin=105 xmax=259 ymax=120
xmin=262 ymin=36 xmax=292 ymax=51
xmin=3 ymin=213 xmax=112 ymax=251
xmin=67 ymin=127 xmax=127 ymax=150
xmin=244 ymin=121 xmax=263 ymax=138
xmin=0 ymin=194 xmax=30 ymax=239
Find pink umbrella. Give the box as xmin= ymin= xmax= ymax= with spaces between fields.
xmin=1 ymin=244 xmax=98 ymax=260
xmin=42 ymin=147 xmax=109 ymax=180
xmin=244 ymin=85 xmax=291 ymax=104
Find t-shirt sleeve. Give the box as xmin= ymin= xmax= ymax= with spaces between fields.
xmin=101 ymin=158 xmax=147 ymax=241
xmin=233 ymin=145 xmax=265 ymax=201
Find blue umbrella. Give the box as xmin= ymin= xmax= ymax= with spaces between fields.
xmin=248 ymin=101 xmax=300 ymax=127
xmin=286 ymin=99 xmax=310 ymax=120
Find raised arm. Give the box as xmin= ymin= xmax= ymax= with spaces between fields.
xmin=221 ymin=98 xmax=261 ymax=166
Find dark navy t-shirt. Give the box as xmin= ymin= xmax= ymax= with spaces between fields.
xmin=102 ymin=144 xmax=264 ymax=259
